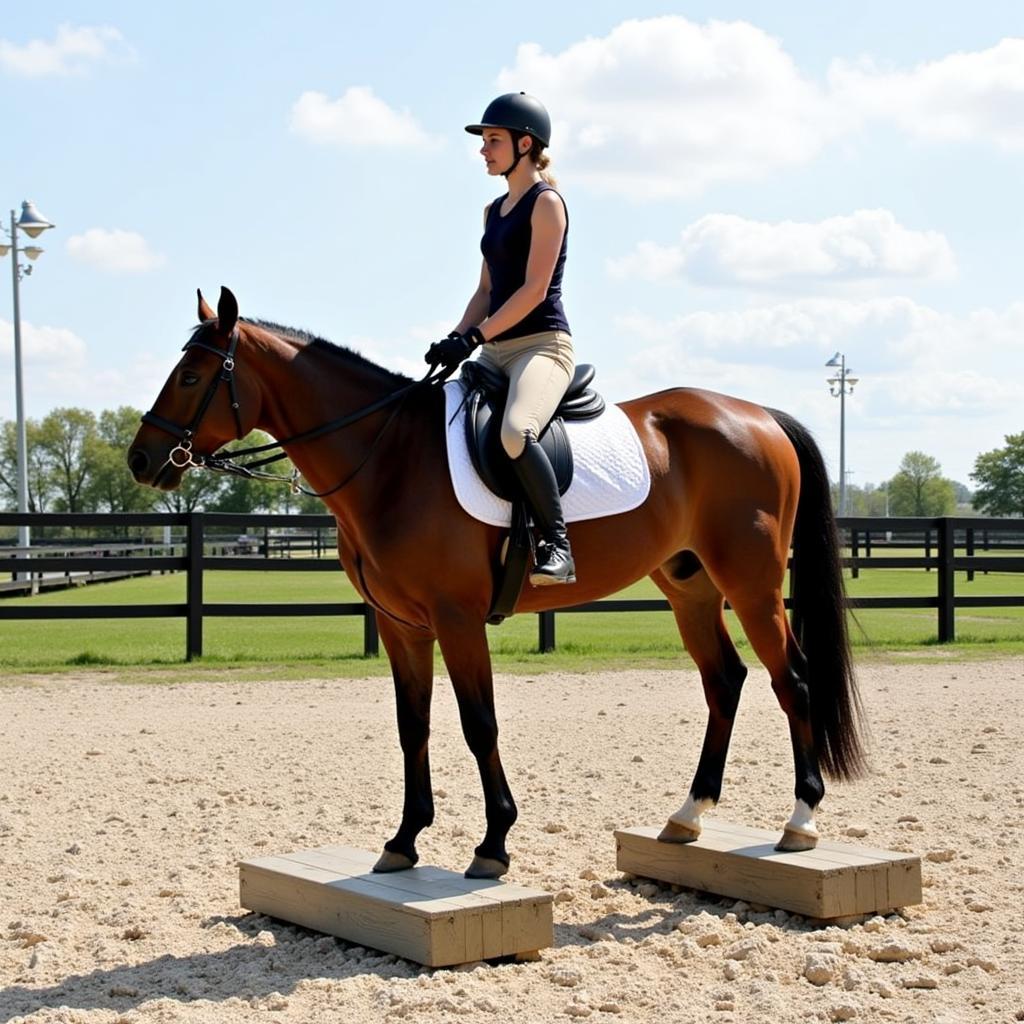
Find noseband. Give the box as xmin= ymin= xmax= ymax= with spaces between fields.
xmin=141 ymin=323 xmax=455 ymax=496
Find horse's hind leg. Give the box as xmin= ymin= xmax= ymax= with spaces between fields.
xmin=651 ymin=560 xmax=748 ymax=843
xmin=728 ymin=588 xmax=825 ymax=852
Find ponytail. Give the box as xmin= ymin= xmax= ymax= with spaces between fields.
xmin=530 ymin=138 xmax=558 ymax=187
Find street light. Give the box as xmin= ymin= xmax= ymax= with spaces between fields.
xmin=1 ymin=200 xmax=56 ymax=567
xmin=825 ymin=351 xmax=859 ymax=516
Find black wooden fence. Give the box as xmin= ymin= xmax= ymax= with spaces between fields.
xmin=0 ymin=512 xmax=1022 ymax=658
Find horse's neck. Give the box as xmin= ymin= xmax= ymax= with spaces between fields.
xmin=245 ymin=330 xmax=413 ymax=506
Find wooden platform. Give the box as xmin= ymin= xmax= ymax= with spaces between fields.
xmin=239 ymin=845 xmax=553 ymax=967
xmin=616 ymin=821 xmax=921 ymax=919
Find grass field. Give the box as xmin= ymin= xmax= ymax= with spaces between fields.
xmin=1 ymin=552 xmax=1021 ymax=674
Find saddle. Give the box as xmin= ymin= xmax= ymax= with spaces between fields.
xmin=457 ymin=360 xmax=605 ymax=624
xmin=459 ymin=361 xmax=605 ymax=501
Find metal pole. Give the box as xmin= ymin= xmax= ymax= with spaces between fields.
xmin=10 ymin=210 xmax=30 ymax=562
xmin=838 ymin=354 xmax=846 ymax=517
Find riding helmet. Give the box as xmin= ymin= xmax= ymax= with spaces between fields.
xmin=465 ymin=92 xmax=551 ymax=148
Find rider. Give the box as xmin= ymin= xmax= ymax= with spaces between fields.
xmin=425 ymin=92 xmax=576 ymax=586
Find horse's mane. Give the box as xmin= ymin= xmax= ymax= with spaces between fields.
xmin=189 ymin=318 xmax=412 ymax=385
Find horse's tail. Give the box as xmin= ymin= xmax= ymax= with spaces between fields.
xmin=768 ymin=408 xmax=868 ymax=781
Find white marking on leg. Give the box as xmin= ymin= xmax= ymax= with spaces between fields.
xmin=784 ymin=798 xmax=819 ymax=839
xmin=669 ymin=794 xmax=715 ymax=832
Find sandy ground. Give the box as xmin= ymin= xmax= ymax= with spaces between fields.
xmin=1 ymin=658 xmax=1023 ymax=1024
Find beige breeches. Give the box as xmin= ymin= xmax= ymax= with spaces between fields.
xmin=476 ymin=330 xmax=575 ymax=459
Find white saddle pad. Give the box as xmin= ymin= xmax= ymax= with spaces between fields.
xmin=444 ymin=380 xmax=651 ymax=528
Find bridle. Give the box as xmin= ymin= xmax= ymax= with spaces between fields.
xmin=142 ymin=327 xmax=245 ymax=469
xmin=141 ymin=323 xmax=454 ymax=497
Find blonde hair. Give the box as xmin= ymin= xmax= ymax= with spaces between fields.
xmin=530 ymin=138 xmax=558 ymax=187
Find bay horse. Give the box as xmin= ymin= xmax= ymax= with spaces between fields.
xmin=128 ymin=287 xmax=866 ymax=880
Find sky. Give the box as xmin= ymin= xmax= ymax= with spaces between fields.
xmin=1 ymin=1 xmax=1022 ymax=489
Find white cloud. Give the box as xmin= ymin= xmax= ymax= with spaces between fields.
xmin=615 ymin=296 xmax=1024 ymax=369
xmin=606 ymin=298 xmax=1024 ymax=482
xmin=0 ymin=318 xmax=87 ymax=366
xmin=0 ymin=320 xmax=174 ymax=419
xmin=66 ymin=229 xmax=165 ymax=274
xmin=608 ymin=210 xmax=956 ymax=288
xmin=830 ymin=37 xmax=1024 ymax=151
xmin=494 ymin=20 xmax=1024 ymax=198
xmin=0 ymin=24 xmax=132 ymax=77
xmin=496 ymin=17 xmax=839 ymax=198
xmin=290 ymin=87 xmax=441 ymax=149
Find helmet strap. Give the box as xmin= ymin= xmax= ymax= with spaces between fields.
xmin=502 ymin=131 xmax=528 ymax=178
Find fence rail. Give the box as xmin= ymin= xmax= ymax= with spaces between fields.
xmin=1 ymin=512 xmax=1022 ymax=658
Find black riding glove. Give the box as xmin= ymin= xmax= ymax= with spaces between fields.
xmin=424 ymin=327 xmax=484 ymax=367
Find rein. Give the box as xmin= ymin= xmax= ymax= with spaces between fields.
xmin=142 ymin=324 xmax=457 ymax=498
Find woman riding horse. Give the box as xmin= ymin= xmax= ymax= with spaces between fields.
xmin=426 ymin=93 xmax=576 ymax=586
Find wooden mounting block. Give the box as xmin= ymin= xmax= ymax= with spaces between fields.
xmin=238 ymin=845 xmax=553 ymax=967
xmin=616 ymin=821 xmax=922 ymax=920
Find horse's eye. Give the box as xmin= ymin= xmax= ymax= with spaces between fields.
xmin=180 ymin=371 xmax=200 ymax=387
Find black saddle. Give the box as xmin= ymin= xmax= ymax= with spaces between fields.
xmin=459 ymin=360 xmax=605 ymax=502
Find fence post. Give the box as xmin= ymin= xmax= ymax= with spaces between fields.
xmin=924 ymin=529 xmax=932 ymax=571
xmin=937 ymin=517 xmax=954 ymax=643
xmin=538 ymin=610 xmax=556 ymax=653
xmin=363 ymin=606 xmax=379 ymax=656
xmin=850 ymin=528 xmax=859 ymax=580
xmin=186 ymin=511 xmax=204 ymax=660
xmin=966 ymin=527 xmax=974 ymax=583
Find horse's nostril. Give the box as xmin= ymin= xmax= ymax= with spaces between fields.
xmin=128 ymin=449 xmax=150 ymax=478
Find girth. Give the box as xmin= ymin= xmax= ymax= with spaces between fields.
xmin=459 ymin=360 xmax=605 ymax=502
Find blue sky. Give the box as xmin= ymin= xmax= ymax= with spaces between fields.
xmin=1 ymin=2 xmax=1022 ymax=488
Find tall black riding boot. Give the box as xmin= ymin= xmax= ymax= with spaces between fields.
xmin=510 ymin=437 xmax=576 ymax=586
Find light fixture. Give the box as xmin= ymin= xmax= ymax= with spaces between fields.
xmin=16 ymin=200 xmax=55 ymax=239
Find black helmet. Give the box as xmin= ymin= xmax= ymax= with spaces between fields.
xmin=465 ymin=92 xmax=551 ymax=148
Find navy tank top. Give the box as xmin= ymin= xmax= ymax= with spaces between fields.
xmin=480 ymin=181 xmax=570 ymax=343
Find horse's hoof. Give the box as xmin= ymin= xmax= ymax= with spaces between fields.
xmin=373 ymin=850 xmax=416 ymax=873
xmin=775 ymin=829 xmax=819 ymax=853
xmin=465 ymin=855 xmax=508 ymax=879
xmin=658 ymin=819 xmax=701 ymax=843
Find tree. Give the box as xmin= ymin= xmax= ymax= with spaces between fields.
xmin=0 ymin=418 xmax=58 ymax=513
xmin=971 ymin=433 xmax=1024 ymax=517
xmin=204 ymin=432 xmax=294 ymax=513
xmin=154 ymin=470 xmax=226 ymax=513
xmin=888 ymin=451 xmax=956 ymax=516
xmin=37 ymin=408 xmax=102 ymax=513
xmin=93 ymin=407 xmax=158 ymax=519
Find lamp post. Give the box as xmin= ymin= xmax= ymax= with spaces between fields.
xmin=1 ymin=200 xmax=56 ymax=565
xmin=825 ymin=351 xmax=858 ymax=516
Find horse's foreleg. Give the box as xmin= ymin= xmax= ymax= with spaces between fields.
xmin=653 ymin=568 xmax=748 ymax=843
xmin=435 ymin=617 xmax=517 ymax=879
xmin=374 ymin=618 xmax=436 ymax=873
xmin=732 ymin=591 xmax=825 ymax=852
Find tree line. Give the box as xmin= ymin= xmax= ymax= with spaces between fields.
xmin=1 ymin=408 xmax=1022 ymax=518
xmin=0 ymin=407 xmax=322 ymax=518
xmin=833 ymin=443 xmax=1022 ymax=517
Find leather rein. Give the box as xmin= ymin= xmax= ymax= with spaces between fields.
xmin=142 ymin=325 xmax=455 ymax=498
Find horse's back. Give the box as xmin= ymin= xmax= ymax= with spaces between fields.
xmin=618 ymin=386 xmax=802 ymax=566
xmin=620 ymin=386 xmax=798 ymax=478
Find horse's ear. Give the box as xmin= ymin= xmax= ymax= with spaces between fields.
xmin=197 ymin=289 xmax=215 ymax=322
xmin=217 ymin=286 xmax=239 ymax=335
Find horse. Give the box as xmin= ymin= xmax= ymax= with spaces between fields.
xmin=128 ymin=287 xmax=866 ymax=880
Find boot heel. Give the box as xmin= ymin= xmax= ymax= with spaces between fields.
xmin=529 ymin=571 xmax=577 ymax=586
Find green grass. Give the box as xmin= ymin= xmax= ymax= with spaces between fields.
xmin=0 ymin=554 xmax=1021 ymax=675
